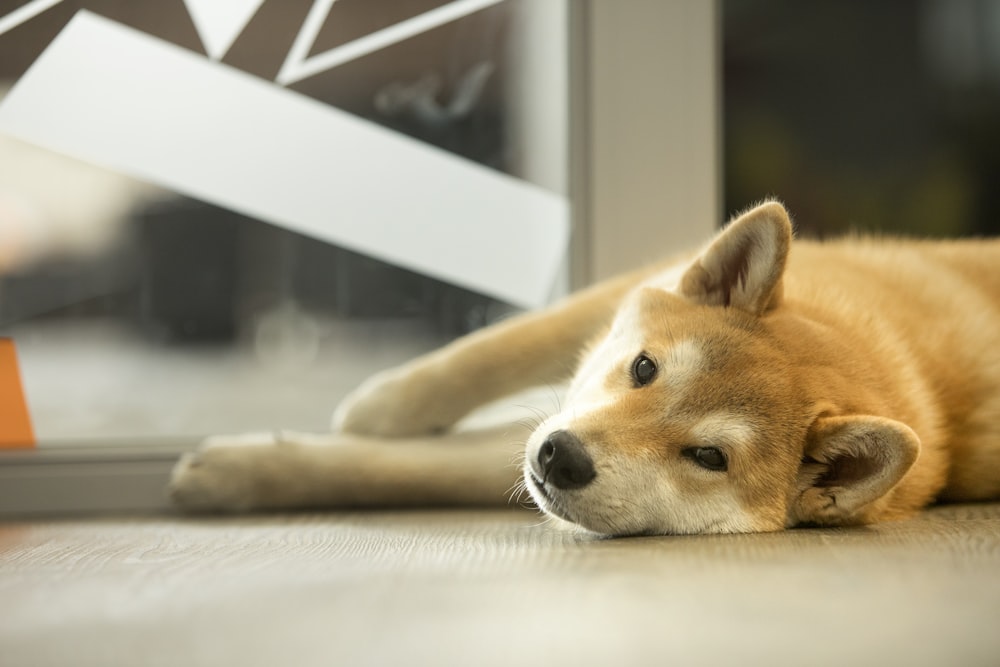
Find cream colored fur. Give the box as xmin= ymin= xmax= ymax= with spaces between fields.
xmin=171 ymin=201 xmax=1000 ymax=536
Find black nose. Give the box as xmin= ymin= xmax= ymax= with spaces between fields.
xmin=537 ymin=430 xmax=596 ymax=490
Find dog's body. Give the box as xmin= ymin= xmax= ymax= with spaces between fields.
xmin=171 ymin=202 xmax=1000 ymax=536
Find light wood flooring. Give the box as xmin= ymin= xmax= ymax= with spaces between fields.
xmin=2 ymin=503 xmax=1000 ymax=666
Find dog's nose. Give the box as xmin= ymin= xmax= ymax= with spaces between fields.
xmin=538 ymin=430 xmax=596 ymax=490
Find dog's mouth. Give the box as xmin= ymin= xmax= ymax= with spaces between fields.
xmin=524 ymin=470 xmax=577 ymax=524
xmin=525 ymin=468 xmax=659 ymax=537
xmin=527 ymin=471 xmax=551 ymax=502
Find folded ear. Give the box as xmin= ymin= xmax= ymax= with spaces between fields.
xmin=791 ymin=416 xmax=920 ymax=526
xmin=679 ymin=200 xmax=793 ymax=314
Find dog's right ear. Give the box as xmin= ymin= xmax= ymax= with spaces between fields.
xmin=679 ymin=200 xmax=793 ymax=315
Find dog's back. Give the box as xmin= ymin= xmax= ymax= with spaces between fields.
xmin=786 ymin=237 xmax=1000 ymax=504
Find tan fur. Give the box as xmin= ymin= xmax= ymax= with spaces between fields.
xmin=171 ymin=201 xmax=1000 ymax=537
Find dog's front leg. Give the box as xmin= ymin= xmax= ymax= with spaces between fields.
xmin=169 ymin=427 xmax=521 ymax=512
xmin=333 ymin=268 xmax=657 ymax=437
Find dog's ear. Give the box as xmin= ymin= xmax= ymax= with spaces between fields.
xmin=790 ymin=416 xmax=920 ymax=525
xmin=679 ymin=200 xmax=792 ymax=314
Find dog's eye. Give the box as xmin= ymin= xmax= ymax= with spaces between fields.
xmin=631 ymin=354 xmax=657 ymax=386
xmin=683 ymin=446 xmax=728 ymax=472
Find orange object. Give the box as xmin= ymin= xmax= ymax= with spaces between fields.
xmin=0 ymin=338 xmax=35 ymax=448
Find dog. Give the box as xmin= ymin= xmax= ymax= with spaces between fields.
xmin=170 ymin=201 xmax=1000 ymax=536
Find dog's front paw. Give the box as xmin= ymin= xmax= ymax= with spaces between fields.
xmin=169 ymin=433 xmax=284 ymax=512
xmin=332 ymin=365 xmax=464 ymax=437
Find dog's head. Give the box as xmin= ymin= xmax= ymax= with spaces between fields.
xmin=523 ymin=201 xmax=919 ymax=536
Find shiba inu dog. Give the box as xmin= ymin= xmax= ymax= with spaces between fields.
xmin=170 ymin=201 xmax=1000 ymax=536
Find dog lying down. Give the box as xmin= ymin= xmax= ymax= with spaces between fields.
xmin=170 ymin=201 xmax=1000 ymax=536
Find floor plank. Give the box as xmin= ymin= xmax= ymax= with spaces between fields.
xmin=2 ymin=504 xmax=1000 ymax=666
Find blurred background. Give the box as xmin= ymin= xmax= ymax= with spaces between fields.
xmin=724 ymin=0 xmax=1000 ymax=238
xmin=0 ymin=0 xmax=997 ymax=447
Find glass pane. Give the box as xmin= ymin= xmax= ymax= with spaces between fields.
xmin=0 ymin=0 xmax=569 ymax=445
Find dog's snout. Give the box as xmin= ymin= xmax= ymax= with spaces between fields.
xmin=538 ymin=430 xmax=596 ymax=490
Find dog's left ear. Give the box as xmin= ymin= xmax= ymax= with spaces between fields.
xmin=680 ymin=200 xmax=793 ymax=315
xmin=790 ymin=415 xmax=920 ymax=526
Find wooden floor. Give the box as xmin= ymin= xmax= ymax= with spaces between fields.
xmin=3 ymin=504 xmax=1000 ymax=667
